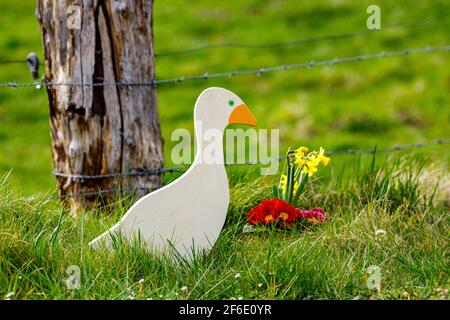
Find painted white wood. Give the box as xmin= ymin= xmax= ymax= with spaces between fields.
xmin=89 ymin=87 xmax=256 ymax=260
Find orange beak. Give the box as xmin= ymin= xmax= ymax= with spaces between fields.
xmin=228 ymin=104 xmax=257 ymax=126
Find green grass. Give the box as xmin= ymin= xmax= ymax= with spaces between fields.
xmin=0 ymin=0 xmax=449 ymax=299
xmin=0 ymin=155 xmax=448 ymax=299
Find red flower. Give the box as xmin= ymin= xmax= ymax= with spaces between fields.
xmin=298 ymin=207 xmax=326 ymax=224
xmin=248 ymin=198 xmax=299 ymax=226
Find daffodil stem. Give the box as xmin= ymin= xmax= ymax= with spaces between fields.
xmin=286 ymin=164 xmax=295 ymax=204
xmin=293 ymin=174 xmax=308 ymax=207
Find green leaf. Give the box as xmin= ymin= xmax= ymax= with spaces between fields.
xmin=273 ymin=184 xmax=280 ymax=198
xmin=286 ymin=165 xmax=295 ymax=204
xmin=293 ymin=174 xmax=308 ymax=207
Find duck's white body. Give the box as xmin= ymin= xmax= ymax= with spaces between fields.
xmin=90 ymin=87 xmax=256 ymax=260
xmin=90 ymin=160 xmax=229 ymax=258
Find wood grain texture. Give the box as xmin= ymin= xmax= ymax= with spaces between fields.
xmin=37 ymin=0 xmax=164 ymax=211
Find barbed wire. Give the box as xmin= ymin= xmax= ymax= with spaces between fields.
xmin=2 ymin=12 xmax=446 ymax=65
xmin=155 ymin=14 xmax=448 ymax=57
xmin=58 ymin=188 xmax=123 ymax=199
xmin=225 ymin=138 xmax=450 ymax=166
xmin=1 ymin=45 xmax=449 ymax=89
xmin=53 ymin=167 xmax=184 ymax=180
xmin=58 ymin=186 xmax=162 ymax=200
xmin=324 ymin=138 xmax=450 ymax=156
xmin=48 ymin=138 xmax=449 ymax=199
xmin=153 ymin=46 xmax=450 ymax=85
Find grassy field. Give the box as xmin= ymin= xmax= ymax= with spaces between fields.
xmin=0 ymin=157 xmax=448 ymax=299
xmin=0 ymin=0 xmax=449 ymax=299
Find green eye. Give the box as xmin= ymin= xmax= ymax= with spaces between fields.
xmin=228 ymin=100 xmax=235 ymax=107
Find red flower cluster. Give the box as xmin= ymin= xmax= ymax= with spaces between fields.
xmin=248 ymin=199 xmax=298 ymax=226
xmin=247 ymin=199 xmax=327 ymax=226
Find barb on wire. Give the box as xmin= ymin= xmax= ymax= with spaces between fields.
xmin=1 ymin=45 xmax=449 ymax=89
xmin=155 ymin=14 xmax=448 ymax=57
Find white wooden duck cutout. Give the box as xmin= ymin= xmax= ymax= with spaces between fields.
xmin=90 ymin=87 xmax=257 ymax=260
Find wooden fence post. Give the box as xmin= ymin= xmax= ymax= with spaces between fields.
xmin=36 ymin=0 xmax=164 ymax=211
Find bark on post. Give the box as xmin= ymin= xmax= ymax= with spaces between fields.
xmin=36 ymin=0 xmax=164 ymax=211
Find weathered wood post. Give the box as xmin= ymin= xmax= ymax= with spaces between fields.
xmin=36 ymin=0 xmax=164 ymax=211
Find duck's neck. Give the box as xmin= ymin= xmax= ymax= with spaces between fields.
xmin=193 ymin=120 xmax=225 ymax=167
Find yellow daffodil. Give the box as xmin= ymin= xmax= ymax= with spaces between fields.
xmin=279 ymin=145 xmax=331 ymax=204
xmin=300 ymin=152 xmax=323 ymax=176
xmin=302 ymin=159 xmax=319 ymax=176
xmin=295 ymin=147 xmax=330 ymax=176
xmin=318 ymin=147 xmax=330 ymax=166
xmin=294 ymin=157 xmax=305 ymax=167
xmin=296 ymin=146 xmax=309 ymax=158
xmin=294 ymin=146 xmax=309 ymax=167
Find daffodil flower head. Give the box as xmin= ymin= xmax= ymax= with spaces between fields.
xmin=294 ymin=146 xmax=310 ymax=168
xmin=294 ymin=157 xmax=306 ymax=167
xmin=296 ymin=146 xmax=309 ymax=158
xmin=318 ymin=147 xmax=330 ymax=166
xmin=302 ymin=158 xmax=319 ymax=176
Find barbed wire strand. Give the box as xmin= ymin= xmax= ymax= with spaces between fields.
xmin=2 ymin=13 xmax=447 ymax=65
xmin=58 ymin=186 xmax=162 ymax=200
xmin=154 ymin=46 xmax=450 ymax=86
xmin=324 ymin=138 xmax=450 ymax=156
xmin=227 ymin=138 xmax=450 ymax=166
xmin=1 ymin=45 xmax=449 ymax=89
xmin=53 ymin=167 xmax=184 ymax=180
xmin=155 ymin=14 xmax=448 ymax=57
xmin=47 ymin=138 xmax=449 ymax=200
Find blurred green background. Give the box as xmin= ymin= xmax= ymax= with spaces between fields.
xmin=0 ymin=0 xmax=449 ymax=195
